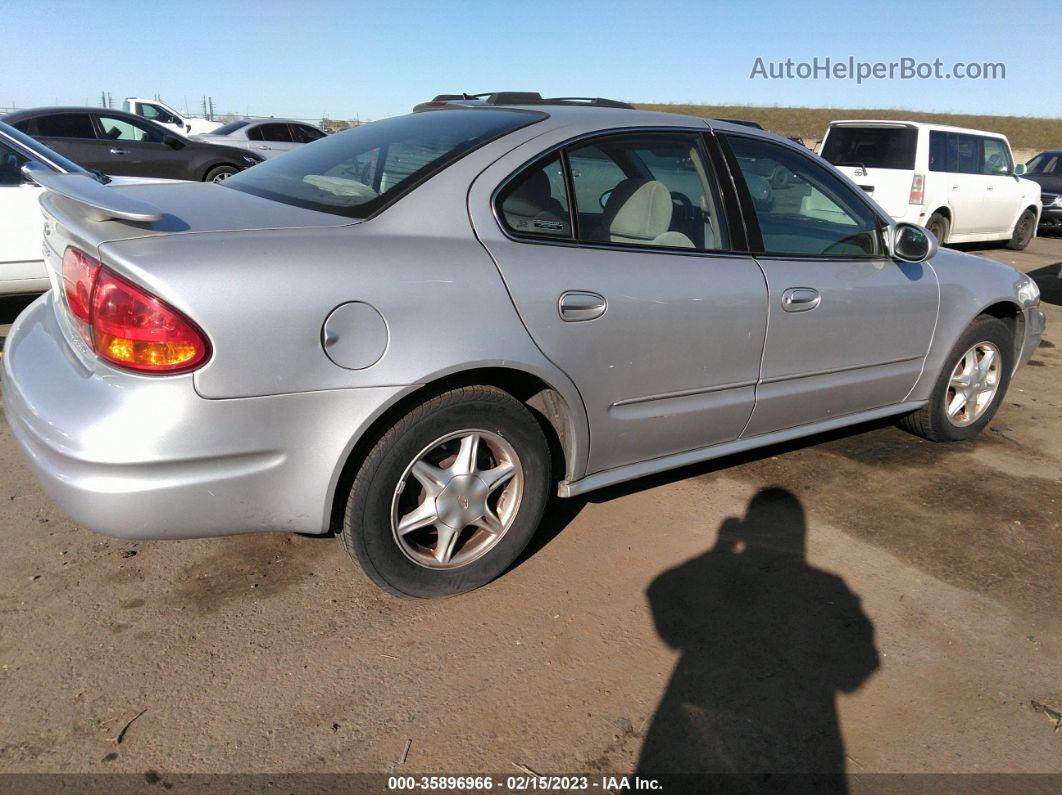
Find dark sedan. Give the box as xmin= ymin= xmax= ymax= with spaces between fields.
xmin=1 ymin=107 xmax=263 ymax=182
xmin=1023 ymin=150 xmax=1062 ymax=230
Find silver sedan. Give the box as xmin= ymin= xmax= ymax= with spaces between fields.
xmin=1 ymin=100 xmax=1046 ymax=597
xmin=191 ymin=118 xmax=327 ymax=159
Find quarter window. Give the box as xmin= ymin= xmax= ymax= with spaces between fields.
xmin=727 ymin=135 xmax=884 ymax=258
xmin=497 ymin=154 xmax=572 ymax=239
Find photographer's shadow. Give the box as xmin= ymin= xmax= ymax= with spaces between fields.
xmin=637 ymin=488 xmax=879 ymax=789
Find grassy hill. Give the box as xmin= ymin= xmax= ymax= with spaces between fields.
xmin=634 ymin=103 xmax=1062 ymax=154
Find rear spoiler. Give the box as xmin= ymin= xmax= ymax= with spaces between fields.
xmin=22 ymin=163 xmax=163 ymax=223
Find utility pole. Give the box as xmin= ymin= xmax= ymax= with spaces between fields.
xmin=208 ymin=96 xmax=214 ymax=121
xmin=106 ymin=92 xmax=112 ymax=108
xmin=202 ymin=96 xmax=207 ymax=119
xmin=100 ymin=91 xmax=106 ymax=107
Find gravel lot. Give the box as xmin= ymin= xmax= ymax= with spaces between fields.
xmin=0 ymin=235 xmax=1059 ymax=780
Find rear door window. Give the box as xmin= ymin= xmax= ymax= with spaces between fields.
xmin=821 ymin=126 xmax=917 ymax=169
xmin=257 ymin=123 xmax=294 ymax=143
xmin=929 ymin=131 xmax=983 ymax=174
xmin=24 ymin=113 xmax=96 ymax=139
xmin=291 ymin=125 xmax=325 ymax=143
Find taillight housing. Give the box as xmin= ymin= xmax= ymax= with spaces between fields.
xmin=909 ymin=173 xmax=925 ymax=205
xmin=59 ymin=247 xmax=210 ymax=374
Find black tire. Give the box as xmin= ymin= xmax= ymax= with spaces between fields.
xmin=925 ymin=212 xmax=949 ymax=245
xmin=898 ymin=315 xmax=1013 ymax=442
xmin=340 ymin=386 xmax=551 ymax=598
xmin=1006 ymin=208 xmax=1036 ymax=251
xmin=204 ymin=164 xmax=239 ymax=183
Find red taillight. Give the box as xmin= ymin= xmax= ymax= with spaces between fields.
xmin=60 ymin=247 xmax=210 ymax=374
xmin=62 ymin=247 xmax=101 ymax=346
xmin=909 ymin=173 xmax=925 ymax=205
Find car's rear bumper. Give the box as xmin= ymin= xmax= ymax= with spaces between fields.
xmin=1 ymin=294 xmax=406 ymax=539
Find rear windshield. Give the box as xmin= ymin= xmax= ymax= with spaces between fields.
xmin=821 ymin=126 xmax=917 ymax=170
xmin=213 ymin=120 xmax=250 ymax=135
xmin=221 ymin=109 xmax=543 ymax=218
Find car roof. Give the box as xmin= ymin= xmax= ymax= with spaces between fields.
xmin=243 ymin=118 xmax=321 ymax=127
xmin=1 ymin=106 xmax=144 ymax=122
xmin=829 ymin=119 xmax=1011 ymax=138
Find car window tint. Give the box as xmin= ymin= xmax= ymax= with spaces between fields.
xmin=28 ymin=113 xmax=96 ymax=139
xmin=258 ymin=123 xmax=294 ymax=143
xmin=246 ymin=125 xmax=264 ymax=141
xmin=292 ymin=125 xmax=325 ymax=143
xmin=953 ymin=134 xmax=981 ymax=174
xmin=568 ymin=134 xmax=729 ymax=251
xmin=0 ymin=140 xmax=29 ymax=184
xmin=98 ymin=116 xmax=163 ymax=143
xmin=727 ymin=135 xmax=883 ymax=258
xmin=497 ymin=154 xmax=572 ymax=239
xmin=981 ymin=138 xmax=1011 ymax=175
xmin=821 ymin=126 xmax=917 ymax=170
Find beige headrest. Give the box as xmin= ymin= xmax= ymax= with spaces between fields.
xmin=603 ymin=178 xmax=673 ymax=241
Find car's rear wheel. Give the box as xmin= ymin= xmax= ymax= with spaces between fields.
xmin=898 ymin=315 xmax=1013 ymax=442
xmin=341 ymin=386 xmax=551 ymax=598
xmin=1006 ymin=208 xmax=1036 ymax=250
xmin=925 ymin=212 xmax=949 ymax=245
xmin=204 ymin=164 xmax=239 ymax=183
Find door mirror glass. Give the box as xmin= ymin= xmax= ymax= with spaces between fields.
xmin=1014 ymin=163 xmax=1027 ymax=176
xmin=891 ymin=222 xmax=936 ymax=262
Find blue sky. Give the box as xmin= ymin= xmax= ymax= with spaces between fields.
xmin=2 ymin=0 xmax=1058 ymax=121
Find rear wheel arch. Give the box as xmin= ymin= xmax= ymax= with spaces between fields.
xmin=326 ymin=367 xmax=582 ymax=535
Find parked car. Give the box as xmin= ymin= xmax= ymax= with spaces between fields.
xmin=1 ymin=107 xmax=263 ymax=182
xmin=191 ymin=118 xmax=327 ymax=159
xmin=0 ymin=122 xmax=176 ymax=295
xmin=820 ymin=121 xmax=1041 ymax=249
xmin=1021 ymin=150 xmax=1062 ymax=230
xmin=123 ymin=98 xmax=222 ymax=136
xmin=2 ymin=98 xmax=1045 ymax=599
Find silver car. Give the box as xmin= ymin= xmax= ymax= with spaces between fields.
xmin=1 ymin=98 xmax=1046 ymax=598
xmin=192 ymin=118 xmax=327 ymax=159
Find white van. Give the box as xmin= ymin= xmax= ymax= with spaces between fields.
xmin=820 ymin=121 xmax=1041 ymax=249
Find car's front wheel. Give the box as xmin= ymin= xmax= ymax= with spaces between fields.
xmin=898 ymin=315 xmax=1013 ymax=442
xmin=341 ymin=386 xmax=551 ymax=598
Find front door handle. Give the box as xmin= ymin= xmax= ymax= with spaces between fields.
xmin=781 ymin=287 xmax=821 ymax=312
xmin=109 ymin=147 xmax=128 ymax=155
xmin=558 ymin=291 xmax=606 ymax=322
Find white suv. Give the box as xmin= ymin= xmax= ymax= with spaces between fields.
xmin=820 ymin=121 xmax=1041 ymax=249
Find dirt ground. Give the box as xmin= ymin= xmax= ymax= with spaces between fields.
xmin=0 ymin=236 xmax=1059 ymax=783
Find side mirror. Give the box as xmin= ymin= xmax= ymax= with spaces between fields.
xmin=162 ymin=134 xmax=184 ymax=149
xmin=185 ymin=123 xmax=192 ymax=132
xmin=20 ymin=161 xmax=47 ymax=185
xmin=889 ymin=222 xmax=937 ymax=263
xmin=1014 ymin=163 xmax=1027 ymax=176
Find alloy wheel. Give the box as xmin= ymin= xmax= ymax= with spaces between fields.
xmin=390 ymin=430 xmax=523 ymax=569
xmin=944 ymin=341 xmax=1002 ymax=427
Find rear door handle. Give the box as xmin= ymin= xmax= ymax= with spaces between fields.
xmin=109 ymin=147 xmax=127 ymax=155
xmin=558 ymin=291 xmax=606 ymax=322
xmin=781 ymin=287 xmax=821 ymax=312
